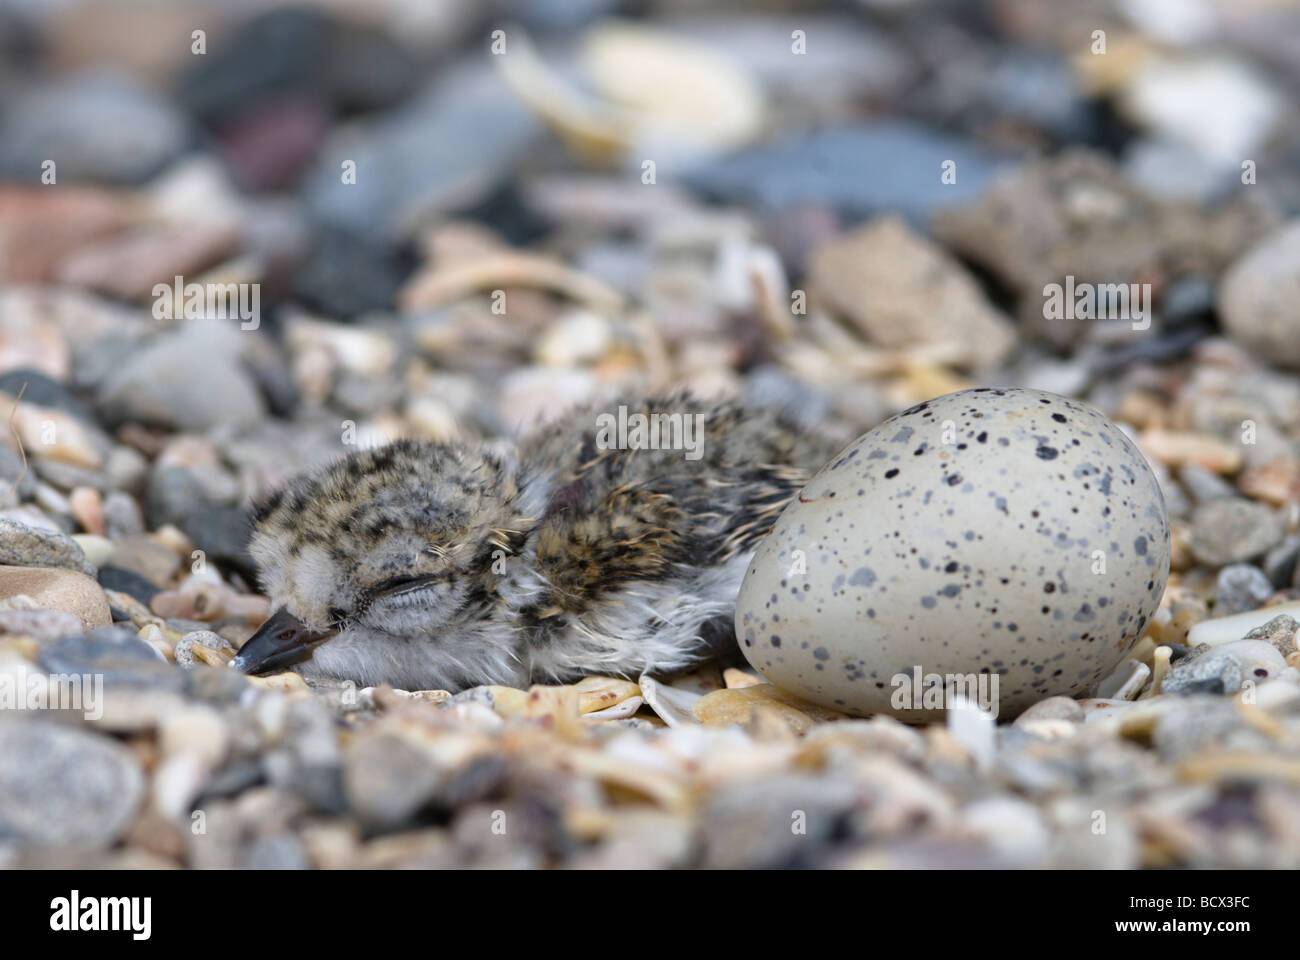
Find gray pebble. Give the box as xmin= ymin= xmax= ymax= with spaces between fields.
xmin=0 ymin=518 xmax=96 ymax=576
xmin=1161 ymin=652 xmax=1244 ymax=696
xmin=97 ymin=324 xmax=264 ymax=433
xmin=38 ymin=625 xmax=182 ymax=692
xmin=1179 ymin=463 xmax=1237 ymax=504
xmin=172 ymin=630 xmax=237 ymax=668
xmin=1190 ymin=499 xmax=1283 ymax=566
xmin=344 ymin=732 xmax=446 ymax=830
xmin=698 ymin=774 xmax=860 ymax=869
xmin=1214 ymin=564 xmax=1275 ymax=615
xmin=0 ymin=71 xmax=187 ymax=184
xmin=1161 ymin=639 xmax=1286 ymax=696
xmin=1242 ymin=614 xmax=1299 ymax=656
xmin=243 ymin=833 xmax=310 ymax=870
xmin=102 ymin=491 xmax=145 ymax=540
xmin=1151 ymin=696 xmax=1267 ymax=761
xmin=0 ymin=721 xmax=144 ymax=847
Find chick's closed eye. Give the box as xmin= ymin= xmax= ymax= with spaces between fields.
xmin=368 ymin=574 xmax=444 ymax=600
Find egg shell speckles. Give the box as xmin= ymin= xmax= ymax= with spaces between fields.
xmin=735 ymin=387 xmax=1170 ymax=721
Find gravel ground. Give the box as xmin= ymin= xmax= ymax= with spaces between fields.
xmin=2 ymin=0 xmax=1300 ymax=869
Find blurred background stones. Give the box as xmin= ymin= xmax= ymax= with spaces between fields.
xmin=0 ymin=0 xmax=1299 ymax=869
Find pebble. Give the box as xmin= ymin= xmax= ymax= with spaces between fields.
xmin=1119 ymin=56 xmax=1282 ymax=167
xmin=343 ymin=730 xmax=451 ymax=830
xmin=70 ymin=534 xmax=113 ymax=570
xmin=1218 ymin=221 xmax=1300 ymax=369
xmin=304 ymin=60 xmax=541 ymax=246
xmin=0 ymin=722 xmax=145 ymax=848
xmin=0 ymin=564 xmax=109 ymax=629
xmin=68 ymin=486 xmax=104 ymax=536
xmin=37 ymin=624 xmax=179 ymax=688
xmin=158 ymin=703 xmax=230 ymax=767
xmin=172 ymin=630 xmax=239 ymax=668
xmin=1123 ymin=138 xmax=1234 ymax=203
xmin=179 ymin=7 xmax=416 ymax=127
xmin=1162 ymin=640 xmax=1287 ymax=696
xmin=932 ymin=150 xmax=1269 ymax=344
xmin=687 ymin=122 xmax=1003 ymax=224
xmin=57 ymin=222 xmax=240 ymax=302
xmin=1150 ymin=696 xmax=1260 ymax=761
xmin=1138 ymin=429 xmax=1243 ymax=475
xmin=0 ymin=186 xmax=128 ymax=284
xmin=109 ymin=534 xmax=182 ymax=588
xmin=1242 ymin=615 xmax=1299 ymax=657
xmin=1190 ymin=499 xmax=1283 ymax=566
xmin=0 ymin=71 xmax=188 ymax=185
xmin=697 ymin=773 xmax=861 ymax=869
xmin=806 ymin=216 xmax=1015 ymax=370
xmin=1178 ymin=463 xmax=1236 ymax=503
xmin=0 ymin=308 xmax=72 ymax=380
xmin=152 ymin=575 xmax=269 ymax=624
xmin=959 ymin=796 xmax=1051 ymax=867
xmin=1215 ymin=564 xmax=1276 ymax=616
xmin=1239 ymin=459 xmax=1300 ymax=507
xmin=291 ymin=228 xmax=413 ymax=320
xmin=5 ymin=398 xmax=106 ymax=471
xmin=97 ymin=323 xmax=265 ymax=433
xmin=172 ymin=506 xmax=256 ymax=582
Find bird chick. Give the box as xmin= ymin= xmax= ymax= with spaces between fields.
xmin=234 ymin=395 xmax=840 ymax=691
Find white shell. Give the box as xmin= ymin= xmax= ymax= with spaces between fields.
xmin=736 ymin=388 xmax=1170 ymax=720
xmin=637 ymin=674 xmax=702 ymax=727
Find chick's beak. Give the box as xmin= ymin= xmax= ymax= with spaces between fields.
xmin=232 ymin=608 xmax=336 ymax=676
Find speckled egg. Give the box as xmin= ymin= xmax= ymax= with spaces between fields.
xmin=735 ymin=387 xmax=1170 ymax=720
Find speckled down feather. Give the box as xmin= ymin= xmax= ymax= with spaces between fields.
xmin=247 ymin=394 xmax=843 ymax=690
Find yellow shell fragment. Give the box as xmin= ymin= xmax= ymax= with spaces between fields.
xmin=573 ymin=675 xmax=642 ymax=714
xmin=693 ymin=684 xmax=849 ymax=734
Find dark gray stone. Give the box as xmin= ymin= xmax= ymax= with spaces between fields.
xmin=97 ymin=565 xmax=159 ymax=606
xmin=38 ymin=625 xmax=182 ymax=692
